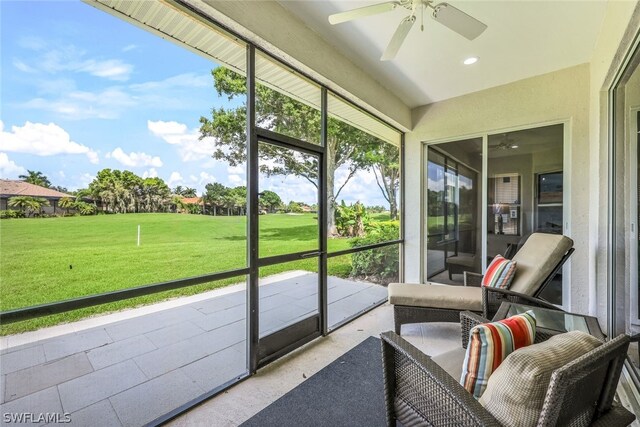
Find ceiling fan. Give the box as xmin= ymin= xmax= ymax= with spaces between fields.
xmin=491 ymin=134 xmax=519 ymax=150
xmin=328 ymin=0 xmax=487 ymax=61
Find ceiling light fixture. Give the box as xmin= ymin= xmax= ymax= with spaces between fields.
xmin=463 ymin=56 xmax=478 ymax=65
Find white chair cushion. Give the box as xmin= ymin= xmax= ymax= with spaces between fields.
xmin=388 ymin=283 xmax=482 ymax=311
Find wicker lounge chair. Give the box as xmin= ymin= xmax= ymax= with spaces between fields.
xmin=389 ymin=233 xmax=574 ymax=334
xmin=380 ymin=312 xmax=635 ymax=427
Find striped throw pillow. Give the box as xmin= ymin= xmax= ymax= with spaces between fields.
xmin=482 ymin=255 xmax=517 ymax=289
xmin=460 ymin=311 xmax=536 ymax=398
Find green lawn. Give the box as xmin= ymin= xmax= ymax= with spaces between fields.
xmin=0 ymin=213 xmax=355 ymax=334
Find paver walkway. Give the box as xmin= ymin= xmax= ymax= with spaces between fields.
xmin=0 ymin=272 xmax=386 ymax=426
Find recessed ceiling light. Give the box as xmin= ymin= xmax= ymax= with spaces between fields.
xmin=511 ymin=145 xmax=519 ymax=149
xmin=463 ymin=56 xmax=478 ymax=65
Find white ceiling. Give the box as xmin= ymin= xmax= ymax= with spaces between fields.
xmin=279 ymin=0 xmax=608 ymax=108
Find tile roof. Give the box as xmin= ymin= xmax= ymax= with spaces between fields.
xmin=0 ymin=180 xmax=73 ymax=199
xmin=181 ymin=197 xmax=203 ymax=204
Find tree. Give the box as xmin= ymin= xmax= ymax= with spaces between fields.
xmin=259 ymin=190 xmax=283 ymax=213
xmin=365 ymin=143 xmax=400 ymax=219
xmin=203 ymin=182 xmax=229 ymax=216
xmin=8 ymin=196 xmax=49 ymax=217
xmin=181 ymin=187 xmax=197 ymax=198
xmin=200 ymin=67 xmax=385 ymax=235
xmin=287 ymin=201 xmax=303 ymax=213
xmin=72 ymin=201 xmax=96 ymax=216
xmin=225 ymin=186 xmax=246 ymax=215
xmin=88 ymin=169 xmax=170 ymax=214
xmin=59 ymin=197 xmax=74 ymax=215
xmin=19 ymin=170 xmax=51 ymax=188
xmin=52 ymin=185 xmax=69 ymax=193
xmin=173 ymin=186 xmax=197 ymax=198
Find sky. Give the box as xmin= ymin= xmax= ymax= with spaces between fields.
xmin=0 ymin=0 xmax=390 ymax=207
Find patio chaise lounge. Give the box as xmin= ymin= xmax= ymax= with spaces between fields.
xmin=388 ymin=232 xmax=574 ymax=334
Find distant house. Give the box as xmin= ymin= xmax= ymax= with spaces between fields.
xmin=181 ymin=197 xmax=203 ymax=206
xmin=0 ymin=180 xmax=74 ymax=215
xmin=178 ymin=196 xmax=207 ymax=214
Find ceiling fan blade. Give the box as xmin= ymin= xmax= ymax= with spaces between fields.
xmin=432 ymin=2 xmax=487 ymax=40
xmin=381 ymin=16 xmax=416 ymax=61
xmin=328 ymin=2 xmax=399 ymax=25
xmin=380 ymin=16 xmax=416 ymax=61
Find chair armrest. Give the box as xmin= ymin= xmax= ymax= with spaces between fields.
xmin=460 ymin=311 xmax=490 ymax=349
xmin=589 ymin=404 xmax=636 ymax=427
xmin=380 ymin=331 xmax=501 ymax=427
xmin=463 ymin=271 xmax=483 ymax=287
xmin=482 ymin=286 xmax=563 ymax=319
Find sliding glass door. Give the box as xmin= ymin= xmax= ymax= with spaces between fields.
xmin=424 ymin=125 xmax=566 ymax=304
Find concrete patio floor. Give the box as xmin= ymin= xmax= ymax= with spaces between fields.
xmin=0 ymin=272 xmax=387 ymax=426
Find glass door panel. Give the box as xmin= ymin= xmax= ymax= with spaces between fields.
xmin=425 ymin=139 xmax=482 ymax=284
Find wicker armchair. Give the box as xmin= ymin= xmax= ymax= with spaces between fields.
xmin=389 ymin=233 xmax=574 ymax=334
xmin=380 ymin=314 xmax=634 ymax=427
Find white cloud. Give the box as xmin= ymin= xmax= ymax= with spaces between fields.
xmin=68 ymin=173 xmax=95 ymax=191
xmin=148 ymin=119 xmax=217 ymax=162
xmin=263 ymin=174 xmax=316 ymax=204
xmin=0 ymin=153 xmax=27 ymax=179
xmin=23 ymin=42 xmax=134 ymax=81
xmin=130 ymin=73 xmax=210 ymax=92
xmin=228 ymin=174 xmax=245 ymax=186
xmin=227 ymin=165 xmax=245 ymax=175
xmin=78 ymin=59 xmax=132 ymax=81
xmin=18 ymin=36 xmax=47 ymax=51
xmin=122 ymin=44 xmax=137 ymax=52
xmin=168 ymin=172 xmax=184 ymax=188
xmin=107 ymin=147 xmax=163 ymax=168
xmin=142 ymin=168 xmax=158 ymax=179
xmin=13 ymin=59 xmax=36 ymax=73
xmin=0 ymin=120 xmax=99 ymax=163
xmin=21 ymin=86 xmax=135 ymax=120
xmin=194 ymin=171 xmax=216 ymax=187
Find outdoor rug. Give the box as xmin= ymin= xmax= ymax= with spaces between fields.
xmin=240 ymin=336 xmax=386 ymax=427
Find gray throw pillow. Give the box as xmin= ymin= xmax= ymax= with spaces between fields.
xmin=479 ymin=330 xmax=601 ymax=427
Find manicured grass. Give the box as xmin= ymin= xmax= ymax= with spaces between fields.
xmin=0 ymin=213 xmax=354 ymax=334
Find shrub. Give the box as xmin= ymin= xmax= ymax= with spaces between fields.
xmin=335 ymin=201 xmax=369 ymax=237
xmin=0 ymin=210 xmax=25 ymax=219
xmin=349 ymin=220 xmax=399 ymax=284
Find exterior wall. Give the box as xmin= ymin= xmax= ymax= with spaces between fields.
xmin=188 ymin=0 xmax=411 ymax=131
xmin=591 ymin=1 xmax=639 ymax=328
xmin=405 ymin=64 xmax=591 ymax=314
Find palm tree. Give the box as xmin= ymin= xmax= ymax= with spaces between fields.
xmin=73 ymin=201 xmax=96 ymax=215
xmin=8 ymin=196 xmax=49 ymax=217
xmin=18 ymin=170 xmax=51 ymax=188
xmin=59 ymin=197 xmax=74 ymax=215
xmin=181 ymin=187 xmax=197 ymax=197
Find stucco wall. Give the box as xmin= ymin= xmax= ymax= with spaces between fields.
xmin=590 ymin=1 xmax=639 ymax=328
xmin=184 ymin=0 xmax=411 ymax=131
xmin=404 ymin=64 xmax=591 ymax=313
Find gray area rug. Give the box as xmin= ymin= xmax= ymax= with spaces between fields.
xmin=241 ymin=336 xmax=385 ymax=427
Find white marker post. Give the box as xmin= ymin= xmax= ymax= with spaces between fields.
xmin=137 ymin=225 xmax=141 ymax=247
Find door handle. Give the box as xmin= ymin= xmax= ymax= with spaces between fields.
xmin=300 ymin=251 xmax=325 ymax=259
